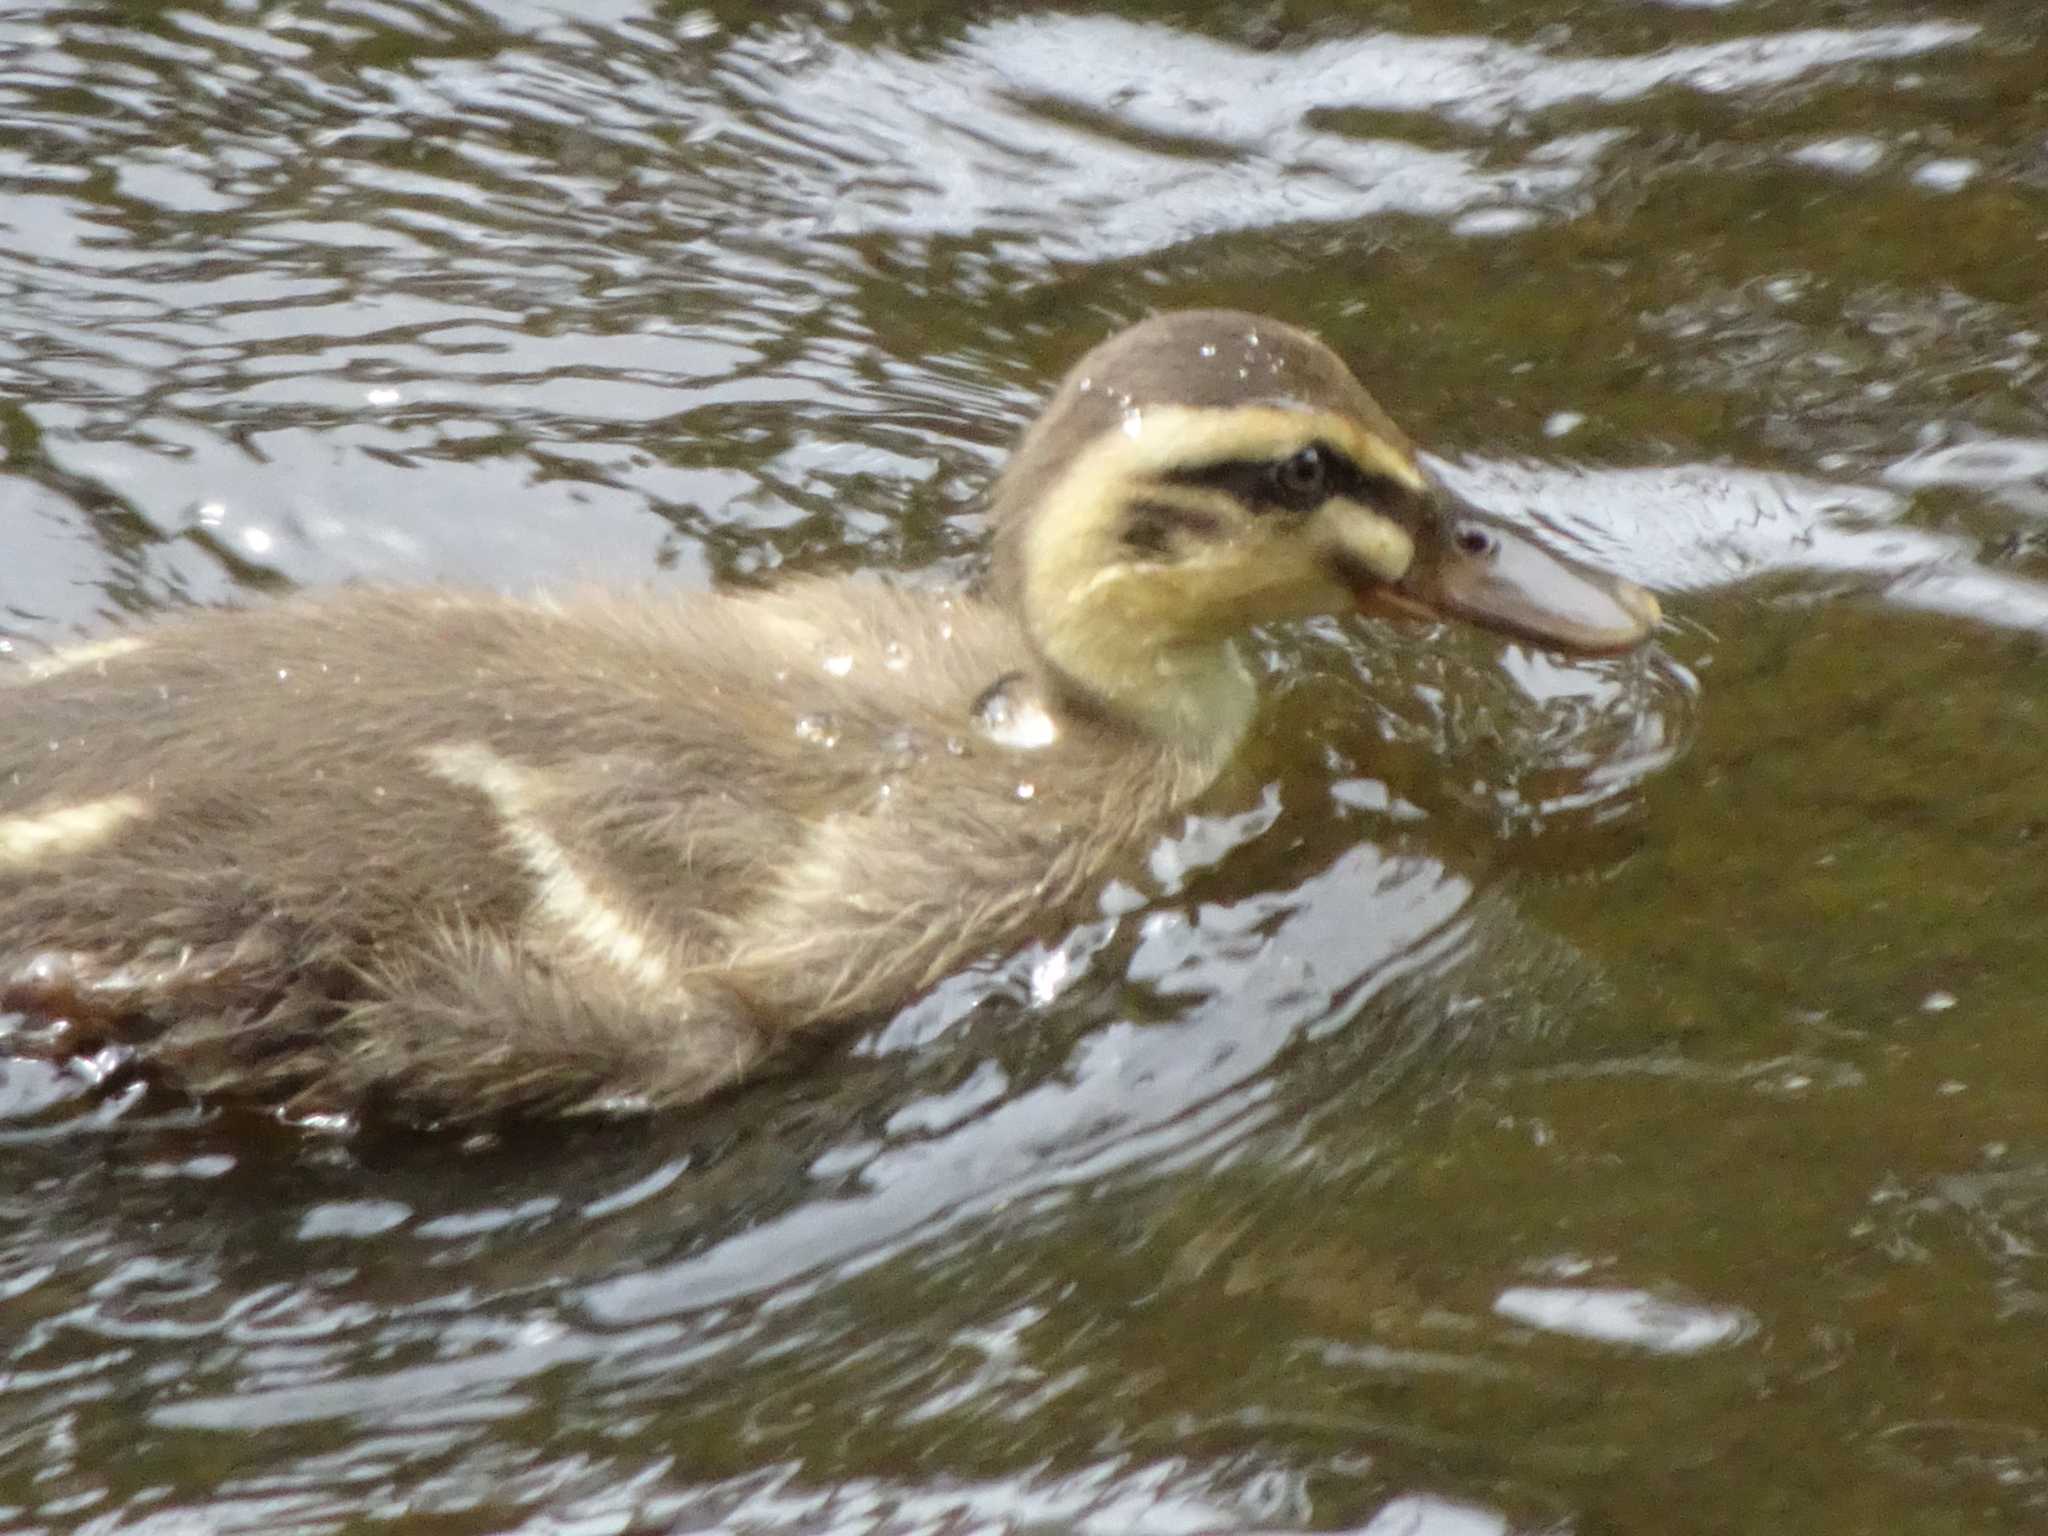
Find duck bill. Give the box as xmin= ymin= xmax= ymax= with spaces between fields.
xmin=1361 ymin=490 xmax=1660 ymax=657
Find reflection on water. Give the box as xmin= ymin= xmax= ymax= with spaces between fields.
xmin=1491 ymin=1285 xmax=1753 ymax=1355
xmin=726 ymin=13 xmax=1978 ymax=257
xmin=586 ymin=845 xmax=1481 ymax=1327
xmin=3 ymin=0 xmax=2048 ymax=1532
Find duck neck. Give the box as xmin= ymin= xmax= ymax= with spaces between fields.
xmin=1030 ymin=619 xmax=1258 ymax=787
xmin=990 ymin=473 xmax=1257 ymax=788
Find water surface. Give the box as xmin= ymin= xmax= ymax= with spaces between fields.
xmin=3 ymin=2 xmax=2046 ymax=1532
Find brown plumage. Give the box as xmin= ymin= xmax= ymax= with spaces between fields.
xmin=0 ymin=311 xmax=1659 ymax=1123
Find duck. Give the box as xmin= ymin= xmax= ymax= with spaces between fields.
xmin=0 ymin=310 xmax=1659 ymax=1124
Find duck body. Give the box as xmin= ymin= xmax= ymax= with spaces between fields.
xmin=0 ymin=311 xmax=1659 ymax=1123
xmin=1 ymin=582 xmax=1196 ymax=1117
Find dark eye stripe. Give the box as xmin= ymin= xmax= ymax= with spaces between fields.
xmin=1121 ymin=497 xmax=1227 ymax=556
xmin=1159 ymin=459 xmax=1272 ymax=507
xmin=1162 ymin=445 xmax=1405 ymax=514
xmin=1350 ymin=468 xmax=1414 ymax=508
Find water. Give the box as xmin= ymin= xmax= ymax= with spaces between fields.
xmin=3 ymin=2 xmax=2047 ymax=1531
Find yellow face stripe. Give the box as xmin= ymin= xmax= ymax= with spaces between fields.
xmin=1021 ymin=403 xmax=1423 ymax=627
xmin=1007 ymin=400 xmax=1428 ymax=756
xmin=1108 ymin=404 xmax=1425 ymax=491
xmin=1315 ymin=499 xmax=1414 ymax=583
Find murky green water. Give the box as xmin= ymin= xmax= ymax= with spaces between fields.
xmin=3 ymin=1 xmax=2046 ymax=1531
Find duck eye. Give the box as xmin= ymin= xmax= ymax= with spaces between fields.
xmin=1270 ymin=446 xmax=1329 ymax=506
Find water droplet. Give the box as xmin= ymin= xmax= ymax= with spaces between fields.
xmin=882 ymin=641 xmax=908 ymax=672
xmin=1121 ymin=410 xmax=1143 ymax=439
xmin=1015 ymin=782 xmax=1035 ymax=800
xmin=1198 ymin=343 xmax=1216 ymax=358
xmin=821 ymin=651 xmax=853 ymax=677
xmin=973 ymin=673 xmax=1059 ymax=749
xmin=1077 ymin=375 xmax=1093 ymax=393
xmin=794 ymin=713 xmax=840 ymax=748
xmin=944 ymin=735 xmax=968 ymax=756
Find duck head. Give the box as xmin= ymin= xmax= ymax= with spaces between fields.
xmin=987 ymin=310 xmax=1659 ymax=758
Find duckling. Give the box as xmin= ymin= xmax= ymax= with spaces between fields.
xmin=0 ymin=311 xmax=1659 ymax=1123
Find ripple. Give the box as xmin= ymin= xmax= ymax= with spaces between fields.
xmin=714 ymin=15 xmax=1973 ymax=267
xmin=1493 ymin=1285 xmax=1755 ymax=1354
xmin=1887 ymin=434 xmax=2048 ymax=495
xmin=0 ymin=3 xmax=2040 ymax=1533
xmin=583 ymin=846 xmax=1476 ymax=1326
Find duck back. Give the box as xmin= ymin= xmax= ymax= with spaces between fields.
xmin=0 ymin=584 xmax=1194 ymax=1120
